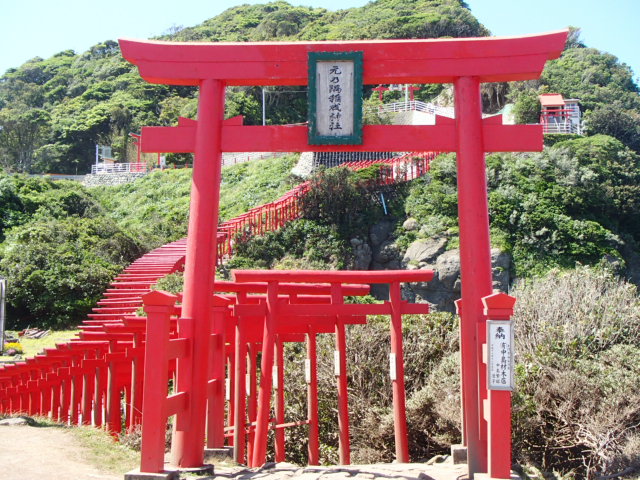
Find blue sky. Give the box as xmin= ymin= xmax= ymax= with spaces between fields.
xmin=1 ymin=0 xmax=639 ymax=83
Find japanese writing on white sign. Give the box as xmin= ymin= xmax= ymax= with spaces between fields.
xmin=315 ymin=61 xmax=355 ymax=137
xmin=487 ymin=320 xmax=514 ymax=391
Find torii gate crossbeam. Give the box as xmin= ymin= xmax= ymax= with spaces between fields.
xmin=120 ymin=30 xmax=567 ymax=479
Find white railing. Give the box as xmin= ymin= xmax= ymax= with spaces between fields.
xmin=221 ymin=151 xmax=291 ymax=166
xmin=90 ymin=162 xmax=148 ymax=174
xmin=377 ymin=100 xmax=455 ymax=118
xmin=542 ymin=121 xmax=581 ymax=135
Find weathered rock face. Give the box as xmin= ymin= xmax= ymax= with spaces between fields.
xmin=352 ymin=220 xmax=512 ymax=309
xmin=291 ymin=152 xmax=315 ymax=178
xmin=351 ymin=237 xmax=373 ymax=270
xmin=403 ymin=236 xmax=447 ymax=265
xmin=402 ymin=217 xmax=418 ymax=231
xmin=402 ymin=237 xmax=512 ymax=312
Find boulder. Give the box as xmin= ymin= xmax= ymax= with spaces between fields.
xmin=402 ymin=218 xmax=419 ymax=231
xmin=369 ymin=219 xmax=395 ymax=248
xmin=352 ymin=239 xmax=372 ymax=270
xmin=404 ymin=247 xmax=512 ymax=312
xmin=402 ymin=236 xmax=448 ymax=265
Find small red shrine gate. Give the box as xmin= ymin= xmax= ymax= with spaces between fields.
xmin=119 ymin=30 xmax=567 ymax=479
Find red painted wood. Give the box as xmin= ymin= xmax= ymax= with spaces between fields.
xmin=233 ymin=269 xmax=434 ymax=284
xmin=275 ymin=338 xmax=286 ymax=462
xmin=306 ymin=330 xmax=320 ymax=465
xmin=119 ymin=31 xmax=567 ymax=86
xmin=139 ymin=291 xmax=177 ymax=473
xmin=252 ymin=281 xmax=278 ymax=467
xmin=454 ymin=76 xmax=494 ymax=476
xmin=171 ymin=79 xmax=225 ymax=468
xmin=389 ymin=282 xmax=410 ymax=463
xmin=482 ymin=293 xmax=516 ymax=479
xmin=141 ymin=123 xmax=541 ymax=154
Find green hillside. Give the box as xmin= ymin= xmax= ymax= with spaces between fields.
xmin=0 ymin=0 xmax=486 ymax=175
xmin=0 ymin=2 xmax=639 ymax=477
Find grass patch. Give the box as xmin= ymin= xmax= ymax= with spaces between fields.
xmin=1 ymin=330 xmax=78 ymax=361
xmin=71 ymin=425 xmax=140 ymax=474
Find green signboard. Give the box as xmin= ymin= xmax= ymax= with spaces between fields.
xmin=308 ymin=51 xmax=363 ymax=145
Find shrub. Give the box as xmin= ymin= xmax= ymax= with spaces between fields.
xmin=511 ymin=267 xmax=640 ymax=478
xmin=0 ymin=215 xmax=143 ymax=328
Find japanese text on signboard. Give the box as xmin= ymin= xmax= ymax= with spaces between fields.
xmin=487 ymin=320 xmax=514 ymax=391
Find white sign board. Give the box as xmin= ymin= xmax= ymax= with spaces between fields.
xmin=334 ymin=350 xmax=341 ymax=376
xmin=389 ymin=353 xmax=397 ymax=381
xmin=314 ymin=61 xmax=355 ymax=137
xmin=304 ymin=359 xmax=311 ymax=384
xmin=487 ymin=320 xmax=515 ymax=391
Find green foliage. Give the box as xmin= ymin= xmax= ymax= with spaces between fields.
xmin=300 ymin=166 xmax=387 ymax=239
xmin=401 ymin=136 xmax=640 ymax=277
xmin=219 ymin=154 xmax=298 ymax=221
xmin=152 ymin=272 xmax=184 ymax=295
xmin=0 ymin=0 xmax=489 ymax=174
xmin=0 ymin=215 xmax=142 ymax=328
xmin=510 ymin=88 xmax=541 ymax=124
xmin=222 ymin=219 xmax=349 ymax=275
xmin=92 ymin=169 xmax=193 ymax=250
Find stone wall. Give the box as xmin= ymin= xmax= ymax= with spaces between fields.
xmin=83 ymin=172 xmax=148 ymax=187
xmin=351 ymin=218 xmax=512 ymax=312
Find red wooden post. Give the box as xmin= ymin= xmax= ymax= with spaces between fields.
xmin=207 ymin=296 xmax=229 ymax=448
xmin=482 ymin=292 xmax=516 ymax=479
xmin=247 ymin=343 xmax=259 ymax=462
xmin=251 ymin=281 xmax=278 ymax=467
xmin=171 ymin=78 xmax=225 ymax=468
xmin=332 ymin=283 xmax=351 ymax=465
xmin=306 ymin=328 xmax=320 ymax=465
xmin=389 ymin=282 xmax=410 ymax=463
xmin=227 ymin=350 xmax=235 ymax=447
xmin=454 ymin=76 xmax=493 ymax=475
xmin=275 ymin=337 xmax=286 ymax=462
xmin=454 ymin=298 xmax=466 ymax=447
xmin=140 ymin=290 xmax=177 ymax=473
xmin=233 ymin=318 xmax=247 ymax=464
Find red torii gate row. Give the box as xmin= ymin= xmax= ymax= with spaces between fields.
xmin=138 ymin=269 xmax=434 ymax=473
xmin=119 ymin=30 xmax=567 ymax=479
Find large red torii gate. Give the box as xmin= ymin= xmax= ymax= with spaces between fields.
xmin=120 ymin=30 xmax=567 ymax=479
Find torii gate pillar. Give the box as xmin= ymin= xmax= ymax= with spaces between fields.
xmin=454 ymin=76 xmax=493 ymax=473
xmin=170 ymin=79 xmax=225 ymax=467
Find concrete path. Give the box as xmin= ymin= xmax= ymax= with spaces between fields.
xmin=209 ymin=461 xmax=470 ymax=480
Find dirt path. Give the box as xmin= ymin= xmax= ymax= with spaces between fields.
xmin=0 ymin=425 xmax=123 ymax=480
xmin=0 ymin=423 xmax=473 ymax=480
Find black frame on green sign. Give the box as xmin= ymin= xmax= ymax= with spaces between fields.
xmin=308 ymin=51 xmax=364 ymax=145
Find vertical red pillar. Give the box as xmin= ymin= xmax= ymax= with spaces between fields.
xmin=306 ymin=328 xmax=320 ymax=465
xmin=454 ymin=75 xmax=493 ymax=476
xmin=389 ymin=282 xmax=410 ymax=463
xmin=233 ymin=320 xmax=247 ymax=464
xmin=275 ymin=337 xmax=286 ymax=462
xmin=251 ymin=281 xmax=277 ymax=467
xmin=171 ymin=78 xmax=226 ymax=468
xmin=247 ymin=343 xmax=258 ymax=461
xmin=207 ymin=301 xmax=227 ymax=448
xmin=140 ymin=291 xmax=177 ymax=473
xmin=332 ymin=284 xmax=350 ymax=465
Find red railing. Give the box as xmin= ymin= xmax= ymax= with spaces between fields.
xmin=216 ymin=151 xmax=437 ymax=261
xmin=0 ymin=151 xmax=437 ymax=442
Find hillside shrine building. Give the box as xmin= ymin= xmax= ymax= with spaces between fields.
xmin=119 ymin=30 xmax=568 ymax=480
